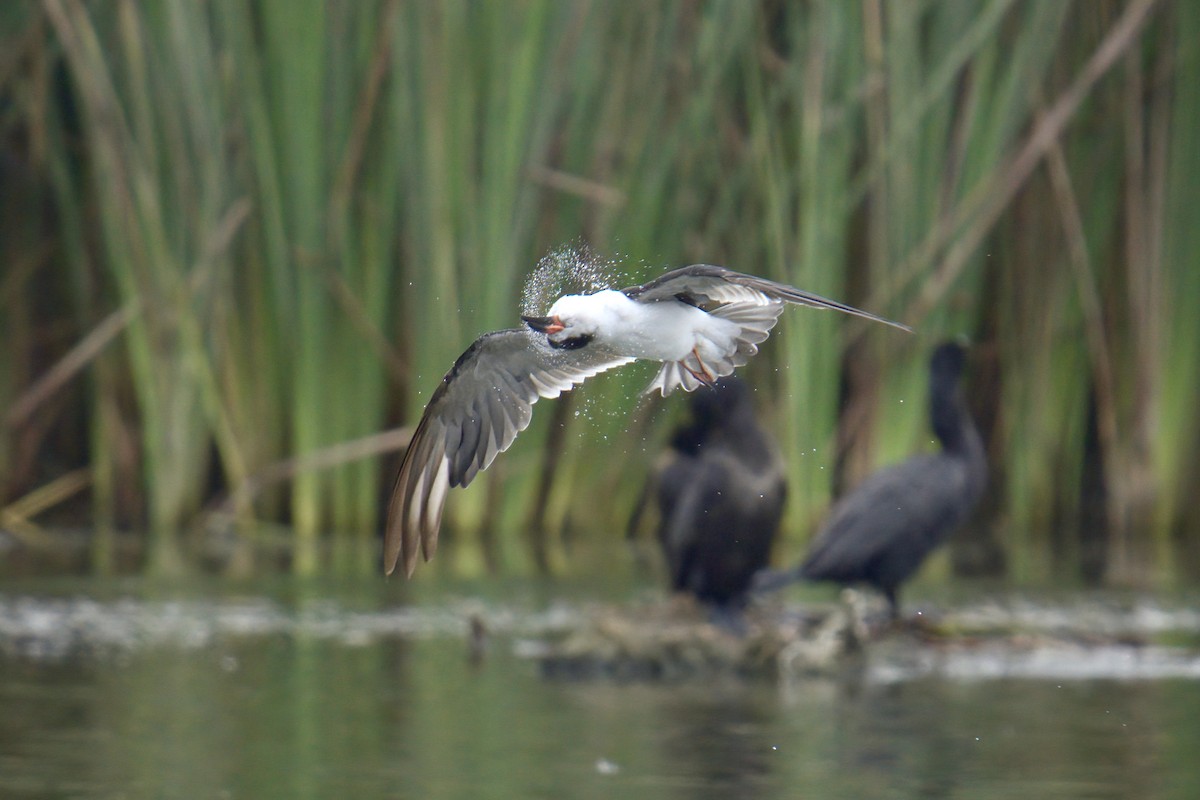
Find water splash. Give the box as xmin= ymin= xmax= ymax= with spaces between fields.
xmin=520 ymin=244 xmax=641 ymax=315
xmin=515 ymin=246 xmax=670 ymax=436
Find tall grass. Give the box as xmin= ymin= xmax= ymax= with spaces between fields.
xmin=0 ymin=0 xmax=1196 ymax=584
xmin=1155 ymin=0 xmax=1200 ymax=578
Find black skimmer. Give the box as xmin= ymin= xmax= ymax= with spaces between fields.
xmin=754 ymin=342 xmax=987 ymax=620
xmin=384 ymin=264 xmax=909 ymax=577
xmin=648 ymin=376 xmax=786 ymax=609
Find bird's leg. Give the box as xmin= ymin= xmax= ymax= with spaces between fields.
xmin=681 ymin=347 xmax=717 ymax=387
xmin=884 ymin=587 xmax=901 ymax=623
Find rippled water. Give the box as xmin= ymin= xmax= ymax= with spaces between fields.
xmin=2 ymin=575 xmax=1199 ymax=799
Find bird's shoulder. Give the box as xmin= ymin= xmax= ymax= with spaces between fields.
xmin=434 ymin=327 xmax=525 ymax=378
xmin=429 ymin=327 xmax=625 ymax=406
xmin=621 ymin=264 xmax=756 ymax=306
xmin=844 ymin=453 xmax=963 ymax=497
xmin=816 ymin=454 xmax=966 ymax=539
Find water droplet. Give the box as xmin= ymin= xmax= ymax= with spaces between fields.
xmin=595 ymin=758 xmax=620 ymax=775
xmin=520 ymin=245 xmax=638 ymax=315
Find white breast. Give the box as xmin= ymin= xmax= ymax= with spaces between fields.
xmin=596 ymin=292 xmax=736 ymax=362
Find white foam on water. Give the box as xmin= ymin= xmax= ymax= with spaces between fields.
xmin=0 ymin=594 xmax=585 ymax=661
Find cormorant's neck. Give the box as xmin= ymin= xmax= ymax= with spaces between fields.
xmin=928 ymin=361 xmax=989 ymax=503
xmin=930 ymin=385 xmax=983 ymax=461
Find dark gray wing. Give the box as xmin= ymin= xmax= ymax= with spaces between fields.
xmin=623 ymin=264 xmax=910 ymax=332
xmin=384 ymin=328 xmax=633 ymax=577
xmin=799 ymin=454 xmax=969 ymax=582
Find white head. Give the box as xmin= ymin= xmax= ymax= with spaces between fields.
xmin=522 ymin=289 xmax=626 ymax=350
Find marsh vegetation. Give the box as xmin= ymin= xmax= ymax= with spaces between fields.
xmin=0 ymin=1 xmax=1196 ymax=587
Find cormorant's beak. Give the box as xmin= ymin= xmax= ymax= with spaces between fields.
xmin=521 ymin=314 xmax=565 ymax=335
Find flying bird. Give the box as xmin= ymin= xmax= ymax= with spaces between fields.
xmin=753 ymin=341 xmax=988 ymax=619
xmin=383 ymin=264 xmax=909 ymax=577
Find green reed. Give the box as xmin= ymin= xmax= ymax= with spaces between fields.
xmin=1 ymin=0 xmax=1196 ymax=583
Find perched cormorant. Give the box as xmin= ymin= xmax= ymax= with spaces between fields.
xmin=384 ymin=264 xmax=908 ymax=577
xmin=755 ymin=342 xmax=987 ymax=619
xmin=650 ymin=377 xmax=787 ymax=608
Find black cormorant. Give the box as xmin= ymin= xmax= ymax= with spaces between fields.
xmin=756 ymin=342 xmax=987 ymax=619
xmin=650 ymin=377 xmax=787 ymax=608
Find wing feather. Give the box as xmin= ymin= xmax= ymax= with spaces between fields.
xmin=384 ymin=328 xmax=633 ymax=576
xmin=624 ymin=264 xmax=910 ymax=332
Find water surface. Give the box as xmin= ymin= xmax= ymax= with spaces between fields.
xmin=2 ymin=575 xmax=1198 ymax=799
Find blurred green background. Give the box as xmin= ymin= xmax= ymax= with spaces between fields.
xmin=1 ymin=0 xmax=1195 ymax=585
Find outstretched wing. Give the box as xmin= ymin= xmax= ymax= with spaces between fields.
xmin=623 ymin=264 xmax=910 ymax=332
xmin=384 ymin=328 xmax=633 ymax=577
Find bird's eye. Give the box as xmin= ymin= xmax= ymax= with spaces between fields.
xmin=549 ymin=333 xmax=593 ymax=350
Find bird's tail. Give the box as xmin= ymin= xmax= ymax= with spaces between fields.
xmin=708 ymin=300 xmax=786 ymax=367
xmin=644 ymin=360 xmax=707 ymax=396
